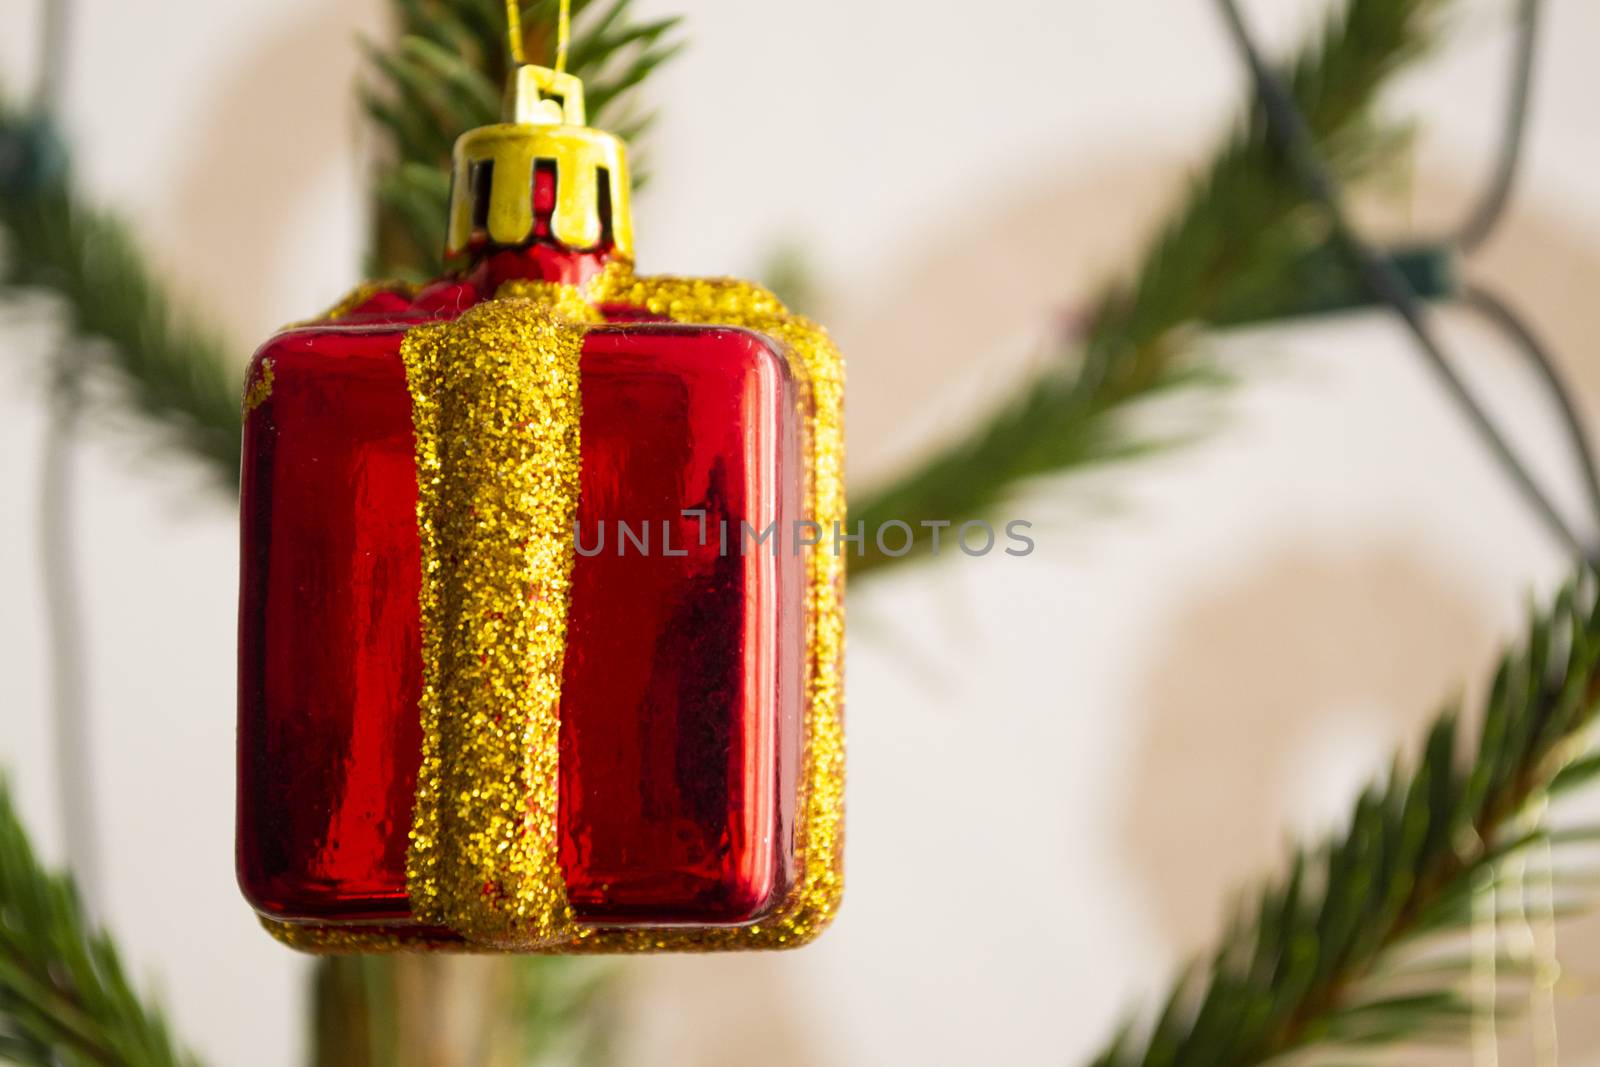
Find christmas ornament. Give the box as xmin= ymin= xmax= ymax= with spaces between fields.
xmin=235 ymin=6 xmax=843 ymax=953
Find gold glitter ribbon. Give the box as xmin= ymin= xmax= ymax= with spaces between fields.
xmin=261 ymin=267 xmax=844 ymax=953
xmin=402 ymin=294 xmax=599 ymax=949
xmin=241 ymin=357 xmax=274 ymax=416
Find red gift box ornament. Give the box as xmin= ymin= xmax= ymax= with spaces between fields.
xmin=236 ymin=35 xmax=844 ymax=953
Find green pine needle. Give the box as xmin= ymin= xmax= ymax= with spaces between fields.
xmin=1085 ymin=569 xmax=1600 ymax=1067
xmin=0 ymin=783 xmax=202 ymax=1067
xmin=2 ymin=0 xmax=1448 ymax=548
xmin=365 ymin=0 xmax=685 ymax=278
xmin=0 ymin=105 xmax=243 ymax=488
xmin=850 ymin=0 xmax=1446 ymax=575
xmin=0 ymin=0 xmax=684 ymax=489
xmin=0 ymin=4 xmax=1568 ymax=1063
xmin=303 ymin=955 xmax=617 ymax=1067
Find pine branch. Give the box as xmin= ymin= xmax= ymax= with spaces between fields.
xmin=849 ymin=0 xmax=1447 ymax=575
xmin=365 ymin=0 xmax=684 ymax=277
xmin=0 ymin=781 xmax=202 ymax=1067
xmin=0 ymin=107 xmax=243 ymax=488
xmin=0 ymin=0 xmax=682 ymax=488
xmin=1085 ymin=569 xmax=1600 ymax=1067
xmin=309 ymin=958 xmax=398 ymax=1067
xmin=305 ymin=955 xmax=615 ymax=1067
xmin=316 ymin=10 xmax=657 ymax=1057
xmin=2 ymin=1 xmax=1446 ymax=536
xmin=0 ymin=0 xmax=683 ymax=485
xmin=511 ymin=957 xmax=619 ymax=1067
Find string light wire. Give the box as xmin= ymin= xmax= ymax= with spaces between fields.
xmin=1461 ymin=283 xmax=1600 ymax=538
xmin=1212 ymin=0 xmax=1597 ymax=562
xmin=1457 ymin=0 xmax=1543 ymax=252
xmin=1214 ymin=2 xmax=1588 ymax=1060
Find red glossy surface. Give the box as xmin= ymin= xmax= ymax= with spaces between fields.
xmin=237 ymin=248 xmax=805 ymax=929
xmin=237 ymin=327 xmax=421 ymax=921
xmin=561 ymin=328 xmax=802 ymax=923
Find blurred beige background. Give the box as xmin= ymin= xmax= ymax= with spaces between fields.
xmin=2 ymin=0 xmax=1599 ymax=1063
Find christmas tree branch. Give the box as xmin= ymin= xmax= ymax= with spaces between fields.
xmin=314 ymin=3 xmax=672 ymax=1060
xmin=3 ymin=0 xmax=1446 ymax=569
xmin=0 ymin=108 xmax=243 ymax=488
xmin=366 ymin=0 xmax=684 ymax=277
xmin=0 ymin=782 xmax=202 ymax=1067
xmin=1086 ymin=569 xmax=1600 ymax=1066
xmin=304 ymin=954 xmax=618 ymax=1067
xmin=0 ymin=0 xmax=681 ymax=487
xmin=850 ymin=0 xmax=1445 ymax=575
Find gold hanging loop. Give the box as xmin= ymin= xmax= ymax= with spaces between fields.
xmin=555 ymin=0 xmax=571 ymax=73
xmin=505 ymin=0 xmax=526 ymax=64
xmin=453 ymin=0 xmax=633 ymax=260
xmin=505 ymin=1 xmax=569 ymax=71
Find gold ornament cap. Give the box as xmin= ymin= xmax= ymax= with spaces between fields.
xmin=446 ymin=64 xmax=634 ymax=260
